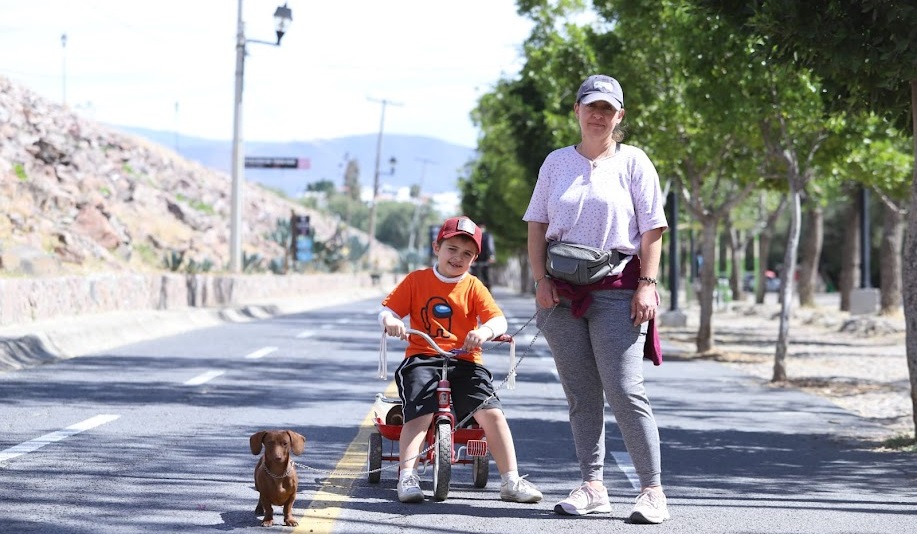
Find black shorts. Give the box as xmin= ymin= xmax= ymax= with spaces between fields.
xmin=395 ymin=355 xmax=502 ymax=423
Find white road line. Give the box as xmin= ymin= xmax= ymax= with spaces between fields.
xmin=0 ymin=414 xmax=120 ymax=463
xmin=184 ymin=370 xmax=225 ymax=386
xmin=295 ymin=331 xmax=315 ymax=339
xmin=244 ymin=346 xmax=279 ymax=360
xmin=611 ymin=450 xmax=640 ymax=489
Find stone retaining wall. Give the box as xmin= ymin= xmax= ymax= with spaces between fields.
xmin=0 ymin=271 xmax=393 ymax=326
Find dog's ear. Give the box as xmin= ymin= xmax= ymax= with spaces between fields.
xmin=288 ymin=431 xmax=306 ymax=456
xmin=250 ymin=431 xmax=266 ymax=455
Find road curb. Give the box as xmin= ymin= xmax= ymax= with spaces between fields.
xmin=0 ymin=286 xmax=390 ymax=374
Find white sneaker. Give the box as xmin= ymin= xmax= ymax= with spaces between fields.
xmin=553 ymin=484 xmax=612 ymax=515
xmin=629 ymin=489 xmax=670 ymax=524
xmin=397 ymin=474 xmax=424 ymax=503
xmin=500 ymin=476 xmax=543 ymax=503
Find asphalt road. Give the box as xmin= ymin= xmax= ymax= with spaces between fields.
xmin=0 ymin=288 xmax=914 ymax=533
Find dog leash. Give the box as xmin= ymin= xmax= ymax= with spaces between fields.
xmin=450 ymin=305 xmax=555 ymax=430
xmin=295 ymin=306 xmax=557 ymax=478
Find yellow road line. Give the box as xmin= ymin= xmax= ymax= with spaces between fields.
xmin=294 ymin=382 xmax=398 ymax=533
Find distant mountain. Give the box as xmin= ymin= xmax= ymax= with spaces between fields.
xmin=113 ymin=126 xmax=478 ymax=198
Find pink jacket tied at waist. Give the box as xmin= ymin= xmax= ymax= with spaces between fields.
xmin=550 ymin=257 xmax=663 ymax=366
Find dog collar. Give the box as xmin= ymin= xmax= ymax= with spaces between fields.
xmin=261 ymin=460 xmax=293 ymax=479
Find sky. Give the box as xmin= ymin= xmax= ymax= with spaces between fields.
xmin=0 ymin=0 xmax=533 ymax=148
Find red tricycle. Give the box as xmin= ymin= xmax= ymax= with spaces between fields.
xmin=366 ymin=328 xmax=515 ymax=501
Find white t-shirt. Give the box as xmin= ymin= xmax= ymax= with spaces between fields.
xmin=522 ymin=144 xmax=668 ymax=256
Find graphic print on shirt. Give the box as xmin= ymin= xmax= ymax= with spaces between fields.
xmin=420 ymin=296 xmax=453 ymax=339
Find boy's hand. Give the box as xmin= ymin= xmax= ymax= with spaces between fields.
xmin=382 ymin=316 xmax=407 ymax=339
xmin=462 ymin=327 xmax=490 ymax=352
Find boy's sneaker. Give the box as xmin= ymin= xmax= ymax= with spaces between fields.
xmin=397 ymin=474 xmax=424 ymax=503
xmin=629 ymin=489 xmax=670 ymax=524
xmin=500 ymin=476 xmax=543 ymax=503
xmin=553 ymin=484 xmax=612 ymax=515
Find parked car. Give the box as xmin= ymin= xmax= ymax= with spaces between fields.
xmin=742 ymin=271 xmax=780 ymax=293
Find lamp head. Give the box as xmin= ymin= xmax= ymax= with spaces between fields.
xmin=273 ymin=3 xmax=293 ymax=45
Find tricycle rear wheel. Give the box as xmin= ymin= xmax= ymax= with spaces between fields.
xmin=368 ymin=431 xmax=382 ymax=483
xmin=472 ymin=455 xmax=489 ymax=488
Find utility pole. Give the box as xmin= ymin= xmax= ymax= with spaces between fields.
xmin=407 ymin=157 xmax=436 ymax=256
xmin=174 ymin=101 xmax=180 ymax=154
xmin=365 ymin=97 xmax=401 ymax=268
xmin=60 ymin=33 xmax=67 ymax=106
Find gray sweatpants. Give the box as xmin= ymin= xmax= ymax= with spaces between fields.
xmin=538 ymin=289 xmax=662 ymax=488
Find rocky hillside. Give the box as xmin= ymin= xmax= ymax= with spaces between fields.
xmin=0 ymin=76 xmax=396 ymax=276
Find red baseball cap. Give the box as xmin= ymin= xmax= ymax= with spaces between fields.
xmin=436 ymin=216 xmax=482 ymax=254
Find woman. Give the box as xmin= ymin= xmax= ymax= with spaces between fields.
xmin=523 ymin=74 xmax=669 ymax=524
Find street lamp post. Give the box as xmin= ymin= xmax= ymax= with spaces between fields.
xmin=230 ymin=1 xmax=293 ymax=273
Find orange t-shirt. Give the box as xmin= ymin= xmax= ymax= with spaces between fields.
xmin=381 ymin=269 xmax=503 ymax=365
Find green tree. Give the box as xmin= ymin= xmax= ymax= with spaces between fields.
xmin=343 ymin=159 xmax=360 ymax=200
xmin=691 ymin=0 xmax=917 ymax=440
xmin=375 ymin=201 xmax=417 ymax=250
xmin=463 ymin=1 xmax=622 ymax=288
xmin=602 ymin=0 xmax=781 ymax=353
xmin=306 ymin=179 xmax=335 ymax=194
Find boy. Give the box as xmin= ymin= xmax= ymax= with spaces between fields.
xmin=378 ymin=216 xmax=542 ymax=504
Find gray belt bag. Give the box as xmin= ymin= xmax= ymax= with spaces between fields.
xmin=545 ymin=241 xmax=622 ymax=286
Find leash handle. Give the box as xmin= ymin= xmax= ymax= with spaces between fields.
xmin=377 ymin=331 xmax=388 ymax=380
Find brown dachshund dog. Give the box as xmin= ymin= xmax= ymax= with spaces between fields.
xmin=250 ymin=430 xmax=306 ymax=527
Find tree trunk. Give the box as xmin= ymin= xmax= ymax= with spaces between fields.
xmin=773 ymin=189 xmax=801 ymax=382
xmin=797 ymin=200 xmax=823 ymax=307
xmin=879 ymin=201 xmax=905 ymax=315
xmin=757 ymin=224 xmax=773 ymax=304
xmin=838 ymin=192 xmax=860 ymax=312
xmin=520 ymin=250 xmax=533 ymax=294
xmin=696 ymin=220 xmax=718 ymax=353
xmin=728 ymin=225 xmax=746 ymax=303
xmin=902 ymin=79 xmax=917 ymax=439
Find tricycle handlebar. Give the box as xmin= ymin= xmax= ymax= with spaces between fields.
xmin=404 ymin=328 xmax=456 ymax=357
xmin=379 ymin=328 xmax=516 ymax=389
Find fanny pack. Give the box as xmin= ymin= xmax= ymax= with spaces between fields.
xmin=545 ymin=241 xmax=623 ymax=285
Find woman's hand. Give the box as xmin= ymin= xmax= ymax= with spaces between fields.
xmin=631 ymin=284 xmax=658 ymax=325
xmin=535 ymin=277 xmax=560 ymax=309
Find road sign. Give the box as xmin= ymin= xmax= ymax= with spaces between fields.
xmin=244 ymin=157 xmax=310 ymax=169
xmin=291 ymin=214 xmax=313 ymax=262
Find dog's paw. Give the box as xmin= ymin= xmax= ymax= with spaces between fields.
xmin=260 ymin=519 xmax=273 ymax=527
xmin=284 ymin=517 xmax=299 ymax=527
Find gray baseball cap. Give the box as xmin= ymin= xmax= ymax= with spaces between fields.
xmin=576 ymin=74 xmax=624 ymax=109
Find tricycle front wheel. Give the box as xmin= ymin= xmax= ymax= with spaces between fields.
xmin=432 ymin=421 xmax=452 ymax=501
